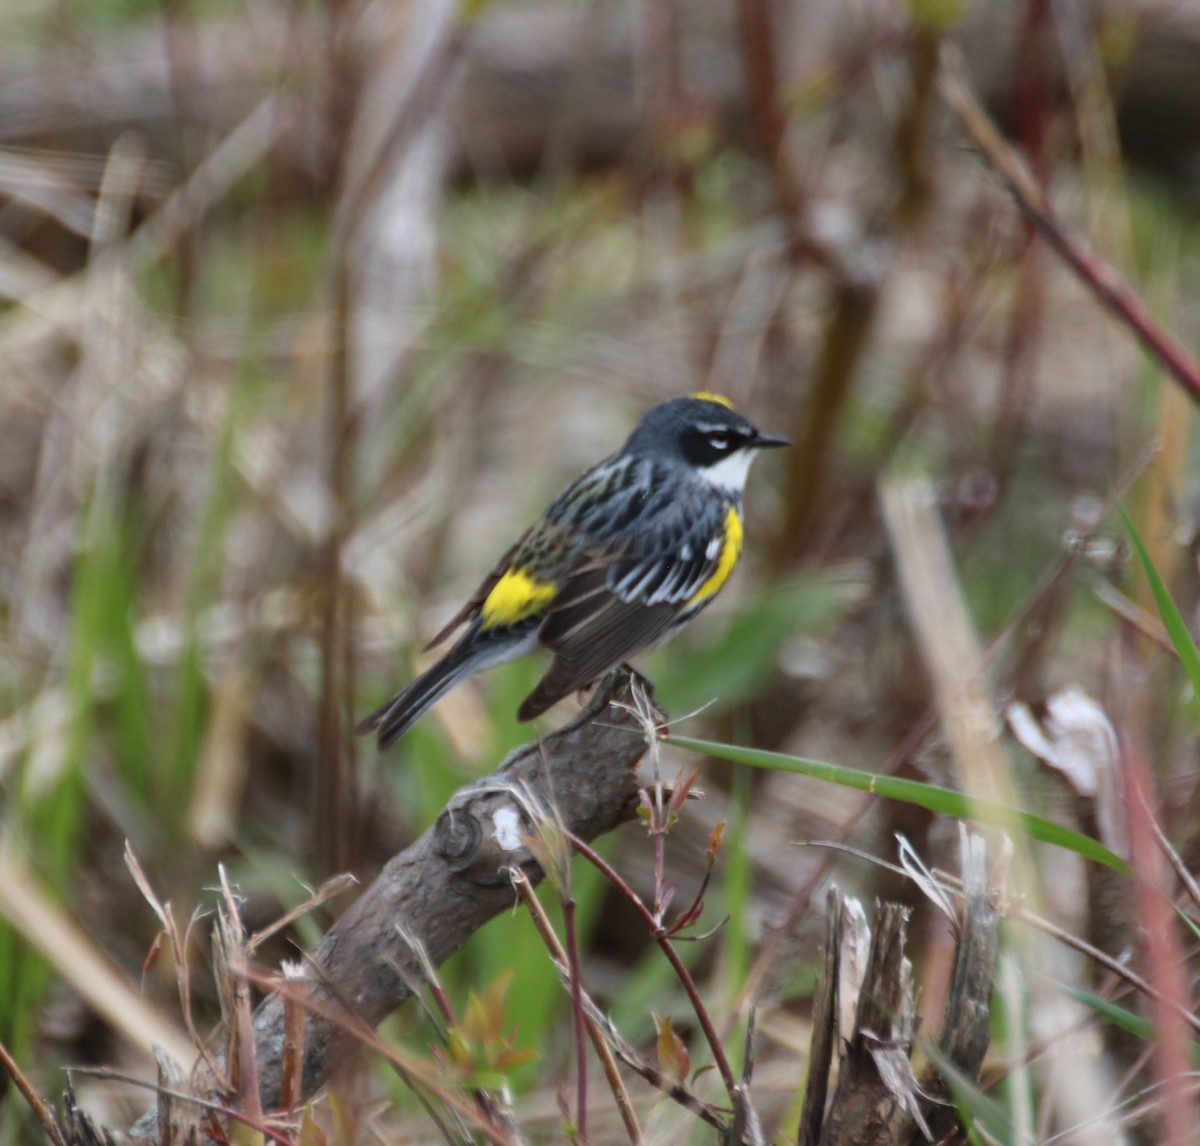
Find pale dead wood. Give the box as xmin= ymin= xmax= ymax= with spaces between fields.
xmin=798 ymin=888 xmax=842 ymax=1146
xmin=819 ymin=901 xmax=921 ymax=1146
xmin=801 ymin=831 xmax=1004 ymax=1145
xmin=915 ymin=832 xmax=1004 ymax=1144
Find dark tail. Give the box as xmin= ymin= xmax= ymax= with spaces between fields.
xmin=356 ymin=642 xmax=481 ymax=750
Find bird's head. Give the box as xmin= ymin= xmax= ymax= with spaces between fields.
xmin=624 ymin=393 xmax=790 ymax=493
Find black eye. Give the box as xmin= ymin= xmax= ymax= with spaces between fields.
xmin=707 ymin=432 xmax=731 ymax=451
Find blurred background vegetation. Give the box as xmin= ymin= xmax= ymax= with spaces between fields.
xmin=3 ymin=0 xmax=1200 ymax=1141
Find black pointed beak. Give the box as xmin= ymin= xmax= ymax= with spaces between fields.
xmin=753 ymin=431 xmax=791 ymax=449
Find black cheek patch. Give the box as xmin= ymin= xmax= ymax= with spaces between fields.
xmin=681 ymin=429 xmax=725 ymax=468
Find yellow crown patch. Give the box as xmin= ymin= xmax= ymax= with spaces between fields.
xmin=690 ymin=391 xmax=736 ymax=410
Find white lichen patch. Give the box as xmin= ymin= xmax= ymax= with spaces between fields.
xmin=492 ymin=806 xmax=524 ymax=851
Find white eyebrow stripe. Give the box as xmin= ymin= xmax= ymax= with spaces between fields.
xmin=696 ymin=422 xmax=750 ymax=435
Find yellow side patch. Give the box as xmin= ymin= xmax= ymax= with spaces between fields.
xmin=480 ymin=567 xmax=558 ymax=629
xmin=690 ymin=391 xmax=736 ymax=410
xmin=688 ymin=506 xmax=743 ymax=606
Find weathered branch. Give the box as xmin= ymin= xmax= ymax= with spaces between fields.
xmin=916 ymin=831 xmax=1006 ymax=1143
xmin=802 ymin=830 xmax=1004 ymax=1145
xmin=194 ymin=670 xmax=656 ymax=1115
xmin=798 ymin=889 xmax=842 ymax=1146
xmin=821 ymin=901 xmax=920 ymax=1146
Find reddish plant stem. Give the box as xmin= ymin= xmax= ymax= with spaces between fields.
xmin=1113 ymin=649 xmax=1198 ymax=1146
xmin=940 ymin=59 xmax=1200 ymax=408
xmin=566 ymin=832 xmax=738 ymax=1102
xmin=279 ymin=989 xmax=305 ymax=1114
xmin=509 ymin=869 xmax=642 ymax=1143
xmin=666 ymin=867 xmax=714 ymax=938
xmin=562 ymin=892 xmax=589 ymax=1145
xmin=426 ymin=979 xmax=457 ymax=1029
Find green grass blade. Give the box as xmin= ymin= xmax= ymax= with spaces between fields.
xmin=101 ymin=506 xmax=152 ymax=801
xmin=1051 ymin=979 xmax=1200 ymax=1070
xmin=923 ymin=1041 xmax=1027 ymax=1146
xmin=1053 ymin=981 xmax=1154 ymax=1043
xmin=1177 ymin=904 xmax=1200 ymax=944
xmin=1117 ymin=500 xmax=1200 ymax=702
xmin=167 ymin=368 xmax=246 ymax=809
xmin=722 ymin=759 xmax=751 ymax=1002
xmin=667 ymin=736 xmax=1129 ymax=873
xmin=1052 ymin=980 xmax=1200 ymax=1068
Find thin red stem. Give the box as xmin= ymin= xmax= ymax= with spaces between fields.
xmin=941 ymin=61 xmax=1200 ymax=408
xmin=566 ymin=832 xmax=738 ymax=1101
xmin=562 ymin=893 xmax=589 ymax=1144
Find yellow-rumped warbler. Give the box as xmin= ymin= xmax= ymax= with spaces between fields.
xmin=358 ymin=393 xmax=789 ymax=748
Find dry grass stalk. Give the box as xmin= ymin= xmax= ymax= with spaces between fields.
xmin=0 ymin=841 xmax=192 ymax=1069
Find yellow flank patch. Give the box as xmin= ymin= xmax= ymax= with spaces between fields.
xmin=688 ymin=506 xmax=743 ymax=606
xmin=480 ymin=567 xmax=558 ymax=629
xmin=690 ymin=391 xmax=736 ymax=410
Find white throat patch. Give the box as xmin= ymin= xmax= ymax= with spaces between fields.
xmin=697 ymin=447 xmax=757 ymax=493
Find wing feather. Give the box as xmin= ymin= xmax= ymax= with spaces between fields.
xmin=518 ymin=593 xmax=677 ymax=720
xmin=423 ymin=514 xmax=580 ymax=648
xmin=519 ymin=496 xmax=732 ymax=720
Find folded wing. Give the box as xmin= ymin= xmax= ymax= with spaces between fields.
xmin=517 ymin=499 xmax=730 ymax=721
